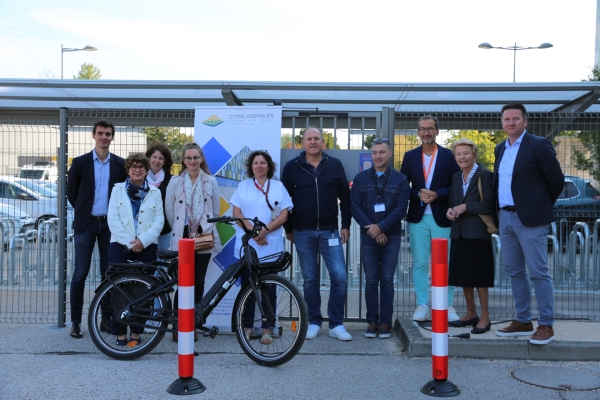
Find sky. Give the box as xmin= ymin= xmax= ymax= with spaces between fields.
xmin=0 ymin=0 xmax=597 ymax=83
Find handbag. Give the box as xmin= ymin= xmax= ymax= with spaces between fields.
xmin=192 ymin=232 xmax=214 ymax=251
xmin=188 ymin=175 xmax=214 ymax=251
xmin=477 ymin=175 xmax=499 ymax=235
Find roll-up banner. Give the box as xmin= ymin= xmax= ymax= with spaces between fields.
xmin=194 ymin=106 xmax=283 ymax=330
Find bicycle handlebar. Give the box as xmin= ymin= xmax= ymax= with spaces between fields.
xmin=207 ymin=215 xmax=269 ymax=239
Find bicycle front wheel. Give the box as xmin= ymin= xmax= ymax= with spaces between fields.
xmin=88 ymin=274 xmax=169 ymax=360
xmin=234 ymin=274 xmax=308 ymax=367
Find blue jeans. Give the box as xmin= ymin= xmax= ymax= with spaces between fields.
xmin=499 ymin=210 xmax=554 ymax=326
xmin=361 ymin=233 xmax=401 ymax=327
xmin=294 ymin=229 xmax=347 ymax=328
xmin=70 ymin=218 xmax=111 ymax=324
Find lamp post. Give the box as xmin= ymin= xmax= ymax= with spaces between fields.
xmin=478 ymin=42 xmax=553 ymax=82
xmin=61 ymin=44 xmax=98 ymax=79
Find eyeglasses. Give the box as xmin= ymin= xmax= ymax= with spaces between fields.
xmin=418 ymin=127 xmax=438 ymax=133
xmin=129 ymin=165 xmax=146 ymax=171
xmin=372 ymin=138 xmax=390 ymax=144
xmin=184 ymin=156 xmax=202 ymax=162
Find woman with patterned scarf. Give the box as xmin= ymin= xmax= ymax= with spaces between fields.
xmin=165 ymin=142 xmax=222 ymax=341
xmin=107 ymin=153 xmax=164 ymax=346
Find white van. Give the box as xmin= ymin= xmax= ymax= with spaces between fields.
xmin=19 ymin=162 xmax=59 ymax=183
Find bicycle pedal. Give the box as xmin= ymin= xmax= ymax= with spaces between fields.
xmin=209 ymin=326 xmax=219 ymax=339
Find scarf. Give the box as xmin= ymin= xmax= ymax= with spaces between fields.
xmin=147 ymin=168 xmax=165 ymax=188
xmin=126 ymin=177 xmax=150 ymax=234
xmin=181 ymin=170 xmax=205 ymax=236
xmin=461 ymin=163 xmax=478 ymax=197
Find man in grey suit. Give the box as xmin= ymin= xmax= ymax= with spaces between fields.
xmin=493 ymin=103 xmax=564 ymax=345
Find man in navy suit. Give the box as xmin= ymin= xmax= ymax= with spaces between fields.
xmin=400 ymin=116 xmax=460 ymax=322
xmin=493 ymin=103 xmax=563 ymax=345
xmin=67 ymin=120 xmax=127 ymax=338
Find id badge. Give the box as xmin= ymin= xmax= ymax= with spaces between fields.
xmin=374 ymin=203 xmax=386 ymax=213
xmin=328 ymin=238 xmax=339 ymax=246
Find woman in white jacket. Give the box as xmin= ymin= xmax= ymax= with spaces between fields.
xmin=107 ymin=153 xmax=164 ymax=346
xmin=165 ymin=142 xmax=222 ymax=341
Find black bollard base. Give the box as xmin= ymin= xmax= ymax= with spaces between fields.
xmin=167 ymin=377 xmax=206 ymax=395
xmin=420 ymin=379 xmax=460 ymax=397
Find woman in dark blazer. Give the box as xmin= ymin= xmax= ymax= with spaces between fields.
xmin=145 ymin=142 xmax=174 ymax=250
xmin=446 ymin=138 xmax=495 ymax=334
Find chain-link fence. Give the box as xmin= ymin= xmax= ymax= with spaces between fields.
xmin=1 ymin=110 xmax=599 ymax=325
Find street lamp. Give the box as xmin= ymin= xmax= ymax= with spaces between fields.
xmin=61 ymin=44 xmax=98 ymax=79
xmin=478 ymin=42 xmax=553 ymax=82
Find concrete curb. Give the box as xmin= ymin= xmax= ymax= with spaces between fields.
xmin=394 ymin=317 xmax=600 ymax=361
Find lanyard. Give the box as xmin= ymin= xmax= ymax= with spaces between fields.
xmin=253 ymin=178 xmax=274 ymax=211
xmin=422 ymin=145 xmax=438 ymax=187
xmin=371 ymin=168 xmax=390 ymax=201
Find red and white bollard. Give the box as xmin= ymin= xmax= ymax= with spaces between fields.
xmin=167 ymin=238 xmax=205 ymax=395
xmin=420 ymin=238 xmax=460 ymax=397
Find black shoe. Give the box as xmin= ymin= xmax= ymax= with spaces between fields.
xmin=70 ymin=323 xmax=83 ymax=339
xmin=471 ymin=321 xmax=492 ymax=334
xmin=100 ymin=320 xmax=111 ymax=333
xmin=449 ymin=316 xmax=480 ymax=328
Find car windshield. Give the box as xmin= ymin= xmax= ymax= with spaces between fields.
xmin=20 ymin=170 xmax=45 ymax=179
xmin=14 ymin=179 xmax=57 ymax=197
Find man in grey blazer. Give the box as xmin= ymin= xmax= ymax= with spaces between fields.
xmin=493 ymin=103 xmax=563 ymax=345
xmin=67 ymin=120 xmax=127 ymax=339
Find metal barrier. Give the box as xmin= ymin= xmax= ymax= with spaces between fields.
xmin=2 ymin=109 xmax=600 ymax=323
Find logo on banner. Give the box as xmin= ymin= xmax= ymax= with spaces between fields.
xmin=202 ymin=115 xmax=224 ymax=127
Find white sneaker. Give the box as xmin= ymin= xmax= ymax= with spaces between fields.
xmin=329 ymin=325 xmax=353 ymax=341
xmin=412 ymin=305 xmax=429 ymax=321
xmin=306 ymin=324 xmax=321 ymax=340
xmin=144 ymin=320 xmax=160 ymax=333
xmin=447 ymin=307 xmax=460 ymax=322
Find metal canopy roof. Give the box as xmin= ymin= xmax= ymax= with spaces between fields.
xmin=2 ymin=79 xmax=600 ymax=116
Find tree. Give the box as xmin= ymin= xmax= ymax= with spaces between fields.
xmin=582 ymin=65 xmax=600 ymax=81
xmin=364 ymin=134 xmax=375 ymax=149
xmin=73 ymin=63 xmax=102 ymax=80
xmin=443 ymin=130 xmax=506 ymax=171
xmin=394 ymin=135 xmax=420 ymax=170
xmin=570 ymin=131 xmax=600 ymax=181
xmin=143 ymin=127 xmax=193 ymax=166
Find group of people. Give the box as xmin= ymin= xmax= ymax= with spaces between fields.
xmin=67 ymin=122 xmax=221 ymax=345
xmin=67 ymin=101 xmax=563 ymax=347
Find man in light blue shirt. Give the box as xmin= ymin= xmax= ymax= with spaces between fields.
xmin=492 ymin=103 xmax=563 ymax=345
xmin=67 ymin=120 xmax=127 ymax=339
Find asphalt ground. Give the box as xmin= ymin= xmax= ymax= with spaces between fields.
xmin=1 ymin=321 xmax=600 ymax=399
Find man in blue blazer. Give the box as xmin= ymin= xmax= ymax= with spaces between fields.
xmin=67 ymin=120 xmax=127 ymax=339
xmin=493 ymin=103 xmax=563 ymax=345
xmin=400 ymin=116 xmax=460 ymax=322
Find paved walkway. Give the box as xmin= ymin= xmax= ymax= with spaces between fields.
xmin=397 ymin=317 xmax=600 ymax=361
xmin=1 ymin=321 xmax=600 ymax=399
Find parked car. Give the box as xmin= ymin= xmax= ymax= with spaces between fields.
xmin=0 ymin=176 xmax=73 ymax=231
xmin=0 ymin=203 xmax=35 ymax=250
xmin=553 ymin=176 xmax=600 ymax=230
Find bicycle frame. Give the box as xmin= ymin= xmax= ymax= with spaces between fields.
xmin=102 ymin=216 xmax=291 ymax=336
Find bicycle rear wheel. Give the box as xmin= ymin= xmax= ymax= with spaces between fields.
xmin=88 ymin=274 xmax=170 ymax=360
xmin=234 ymin=274 xmax=308 ymax=366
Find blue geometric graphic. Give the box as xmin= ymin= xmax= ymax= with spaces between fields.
xmin=212 ymin=238 xmax=242 ymax=286
xmin=202 ymin=137 xmax=231 ymax=174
